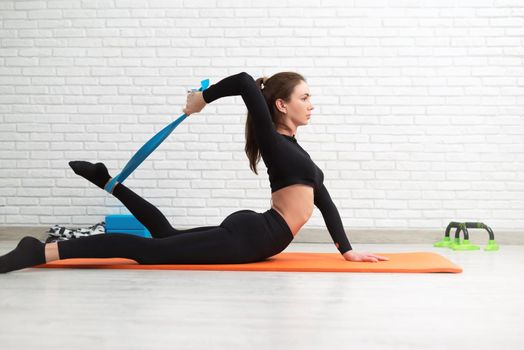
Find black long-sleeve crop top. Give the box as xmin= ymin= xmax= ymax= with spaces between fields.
xmin=202 ymin=72 xmax=353 ymax=254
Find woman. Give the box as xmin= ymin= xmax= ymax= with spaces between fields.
xmin=0 ymin=72 xmax=388 ymax=274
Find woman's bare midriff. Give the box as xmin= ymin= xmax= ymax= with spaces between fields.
xmin=270 ymin=184 xmax=314 ymax=236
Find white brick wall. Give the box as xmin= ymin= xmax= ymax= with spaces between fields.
xmin=1 ymin=0 xmax=523 ymax=232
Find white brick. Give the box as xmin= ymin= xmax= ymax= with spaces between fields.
xmin=6 ymin=215 xmax=39 ymax=224
xmin=1 ymin=2 xmax=523 ymax=229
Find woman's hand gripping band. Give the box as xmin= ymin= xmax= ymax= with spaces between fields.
xmin=183 ymin=90 xmax=207 ymax=116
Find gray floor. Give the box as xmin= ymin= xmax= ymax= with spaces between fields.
xmin=1 ymin=241 xmax=523 ymax=350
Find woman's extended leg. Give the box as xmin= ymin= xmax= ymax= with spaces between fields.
xmin=53 ymin=209 xmax=290 ymax=265
xmin=1 ymin=209 xmax=293 ymax=273
xmin=1 ymin=226 xmax=252 ymax=273
xmin=69 ymin=161 xmax=217 ymax=238
xmin=56 ymin=228 xmax=255 ymax=265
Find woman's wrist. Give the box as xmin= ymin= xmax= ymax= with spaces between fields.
xmin=342 ymin=250 xmax=353 ymax=259
xmin=201 ymin=89 xmax=209 ymax=104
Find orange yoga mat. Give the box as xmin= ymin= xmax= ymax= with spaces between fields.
xmin=36 ymin=252 xmax=462 ymax=273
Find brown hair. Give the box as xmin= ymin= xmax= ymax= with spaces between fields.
xmin=245 ymin=72 xmax=306 ymax=174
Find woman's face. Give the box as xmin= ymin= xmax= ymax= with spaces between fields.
xmin=277 ymin=80 xmax=315 ymax=127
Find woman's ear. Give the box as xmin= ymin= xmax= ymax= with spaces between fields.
xmin=275 ymin=98 xmax=287 ymax=114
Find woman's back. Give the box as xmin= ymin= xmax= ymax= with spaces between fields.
xmin=271 ymin=183 xmax=314 ymax=236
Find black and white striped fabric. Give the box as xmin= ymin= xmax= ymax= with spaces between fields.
xmin=45 ymin=222 xmax=105 ymax=243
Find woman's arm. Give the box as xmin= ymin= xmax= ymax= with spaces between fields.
xmin=314 ymin=183 xmax=389 ymax=262
xmin=184 ymin=72 xmax=280 ymax=154
xmin=314 ymin=183 xmax=353 ymax=254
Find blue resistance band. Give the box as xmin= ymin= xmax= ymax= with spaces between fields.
xmin=104 ymin=78 xmax=210 ymax=194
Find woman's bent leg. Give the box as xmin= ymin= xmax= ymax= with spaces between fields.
xmin=112 ymin=182 xmax=219 ymax=239
xmin=68 ymin=161 xmax=196 ymax=239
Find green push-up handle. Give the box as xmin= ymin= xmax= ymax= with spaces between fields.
xmin=434 ymin=222 xmax=499 ymax=252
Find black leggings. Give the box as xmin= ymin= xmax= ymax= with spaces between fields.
xmin=57 ymin=183 xmax=294 ymax=264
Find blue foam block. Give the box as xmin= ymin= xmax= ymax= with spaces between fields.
xmin=105 ymin=214 xmax=151 ymax=238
